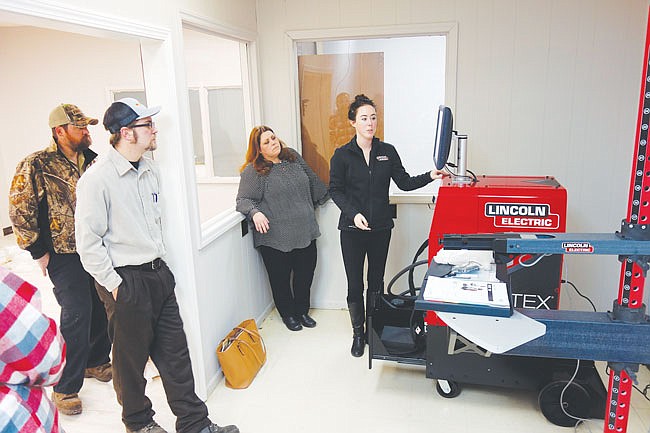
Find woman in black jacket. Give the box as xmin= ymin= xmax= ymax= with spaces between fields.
xmin=329 ymin=94 xmax=447 ymax=357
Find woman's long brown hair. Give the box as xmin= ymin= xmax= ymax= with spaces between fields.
xmin=240 ymin=125 xmax=296 ymax=175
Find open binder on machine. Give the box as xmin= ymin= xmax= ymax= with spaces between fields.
xmin=423 ymin=274 xmax=512 ymax=317
xmin=419 ymin=251 xmax=547 ymax=354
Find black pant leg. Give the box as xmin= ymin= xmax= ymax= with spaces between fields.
xmin=366 ymin=230 xmax=392 ymax=294
xmin=290 ymin=240 xmax=317 ymax=315
xmin=95 ymin=270 xmax=155 ymax=431
xmin=146 ymin=264 xmax=209 ymax=433
xmin=259 ymin=245 xmax=295 ymax=318
xmin=365 ymin=230 xmax=392 ymax=312
xmin=48 ymin=252 xmax=109 ymax=394
xmin=340 ymin=231 xmax=369 ymax=304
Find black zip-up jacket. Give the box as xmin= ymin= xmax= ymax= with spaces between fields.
xmin=329 ymin=136 xmax=433 ymax=231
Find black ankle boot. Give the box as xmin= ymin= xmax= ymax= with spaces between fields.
xmin=348 ymin=302 xmax=365 ymax=357
xmin=351 ymin=332 xmax=365 ymax=357
xmin=282 ymin=316 xmax=303 ymax=331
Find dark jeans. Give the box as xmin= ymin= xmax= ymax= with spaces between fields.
xmin=47 ymin=252 xmax=111 ymax=395
xmin=259 ymin=240 xmax=317 ymax=319
xmin=95 ymin=261 xmax=210 ymax=433
xmin=340 ymin=229 xmax=392 ymax=305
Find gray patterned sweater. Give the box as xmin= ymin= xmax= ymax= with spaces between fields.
xmin=236 ymin=149 xmax=329 ymax=252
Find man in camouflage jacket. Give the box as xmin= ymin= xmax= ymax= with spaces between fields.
xmin=8 ymin=103 xmax=112 ymax=416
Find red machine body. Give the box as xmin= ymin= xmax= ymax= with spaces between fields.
xmin=426 ymin=175 xmax=567 ymax=325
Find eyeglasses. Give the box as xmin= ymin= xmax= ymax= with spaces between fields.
xmin=130 ymin=121 xmax=155 ymax=129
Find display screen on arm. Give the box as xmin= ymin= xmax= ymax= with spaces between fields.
xmin=433 ymin=105 xmax=453 ymax=170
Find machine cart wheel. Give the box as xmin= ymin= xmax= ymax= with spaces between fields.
xmin=538 ymin=380 xmax=592 ymax=427
xmin=436 ymin=379 xmax=461 ymax=398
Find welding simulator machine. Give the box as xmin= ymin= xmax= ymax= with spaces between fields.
xmin=368 ymin=173 xmax=607 ymax=427
xmin=367 ymin=102 xmax=615 ymax=427
xmin=429 ymin=175 xmax=567 ymax=313
xmin=370 ymin=10 xmax=650 ymax=431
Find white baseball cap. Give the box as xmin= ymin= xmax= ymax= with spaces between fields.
xmin=103 ymin=97 xmax=161 ymax=133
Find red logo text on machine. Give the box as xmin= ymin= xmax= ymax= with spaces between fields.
xmin=484 ymin=203 xmax=560 ymax=229
xmin=561 ymin=242 xmax=594 ymax=253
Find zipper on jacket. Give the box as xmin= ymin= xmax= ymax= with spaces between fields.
xmin=367 ymin=153 xmax=373 ymax=225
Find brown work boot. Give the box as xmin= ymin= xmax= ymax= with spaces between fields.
xmin=85 ymin=362 xmax=112 ymax=382
xmin=52 ymin=391 xmax=82 ymax=415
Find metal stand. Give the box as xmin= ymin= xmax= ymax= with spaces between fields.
xmin=438 ymin=229 xmax=650 ymax=431
xmin=452 ymin=134 xmax=472 ymax=184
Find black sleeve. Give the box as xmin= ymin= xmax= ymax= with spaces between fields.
xmin=389 ymin=145 xmax=433 ymax=191
xmin=329 ymin=149 xmax=358 ymax=220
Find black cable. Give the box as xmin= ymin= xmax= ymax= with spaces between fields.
xmin=407 ymin=239 xmax=429 ymax=295
xmin=377 ymin=241 xmax=431 ymax=357
xmin=444 ymin=162 xmax=478 ymax=183
xmin=386 ymin=260 xmax=428 ymax=300
xmin=561 ymin=279 xmax=597 ymax=312
xmin=633 ymin=383 xmax=650 ymax=401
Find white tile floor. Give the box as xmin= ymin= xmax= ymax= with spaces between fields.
xmin=2 ymin=235 xmax=650 ymax=433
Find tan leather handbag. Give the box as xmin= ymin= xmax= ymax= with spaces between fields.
xmin=216 ymin=319 xmax=266 ymax=389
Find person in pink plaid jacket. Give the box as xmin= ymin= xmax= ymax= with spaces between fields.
xmin=0 ymin=266 xmax=66 ymax=432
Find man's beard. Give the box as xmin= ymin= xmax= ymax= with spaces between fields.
xmin=133 ymin=129 xmax=156 ymax=152
xmin=145 ymin=140 xmax=157 ymax=151
xmin=72 ymin=135 xmax=92 ymax=152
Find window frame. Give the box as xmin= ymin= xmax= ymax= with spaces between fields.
xmin=188 ymin=85 xmax=247 ymax=179
xmin=180 ymin=14 xmax=261 ymax=247
xmin=285 ymin=23 xmax=458 ymax=155
xmin=109 ymin=89 xmax=148 ymax=105
xmin=182 ymin=23 xmax=258 ymax=184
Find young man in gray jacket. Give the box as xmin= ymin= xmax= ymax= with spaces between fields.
xmin=75 ymin=98 xmax=238 ymax=433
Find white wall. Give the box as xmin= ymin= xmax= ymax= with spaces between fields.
xmin=0 ymin=26 xmax=144 ymax=230
xmin=255 ymin=0 xmax=650 ymax=311
xmin=184 ymin=27 xmax=242 ymax=85
xmin=193 ymin=216 xmax=273 ymax=393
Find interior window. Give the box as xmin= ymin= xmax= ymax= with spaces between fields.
xmin=188 ymin=88 xmax=205 ymax=165
xmin=182 ymin=26 xmax=254 ymax=223
xmin=208 ymin=87 xmax=246 ymax=177
xmin=296 ymin=36 xmax=446 ymax=192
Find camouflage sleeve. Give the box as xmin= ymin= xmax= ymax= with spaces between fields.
xmin=8 ymin=157 xmax=47 ymax=259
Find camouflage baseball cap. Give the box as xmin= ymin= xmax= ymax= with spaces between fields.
xmin=48 ymin=104 xmax=99 ymax=128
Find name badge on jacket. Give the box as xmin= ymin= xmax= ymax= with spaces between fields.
xmin=376 ymin=155 xmax=389 ymax=161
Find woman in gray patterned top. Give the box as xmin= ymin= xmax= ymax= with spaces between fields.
xmin=236 ymin=126 xmax=329 ymax=331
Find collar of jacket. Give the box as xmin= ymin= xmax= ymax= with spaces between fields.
xmin=342 ymin=136 xmax=382 ymax=156
xmin=108 ymin=145 xmax=152 ymax=177
xmin=46 ymin=139 xmax=98 ymax=168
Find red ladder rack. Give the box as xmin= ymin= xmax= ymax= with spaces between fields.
xmin=606 ymin=7 xmax=650 ymax=433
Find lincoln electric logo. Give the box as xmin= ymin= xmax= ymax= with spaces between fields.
xmin=484 ymin=203 xmax=560 ymax=229
xmin=561 ymin=242 xmax=594 ymax=253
